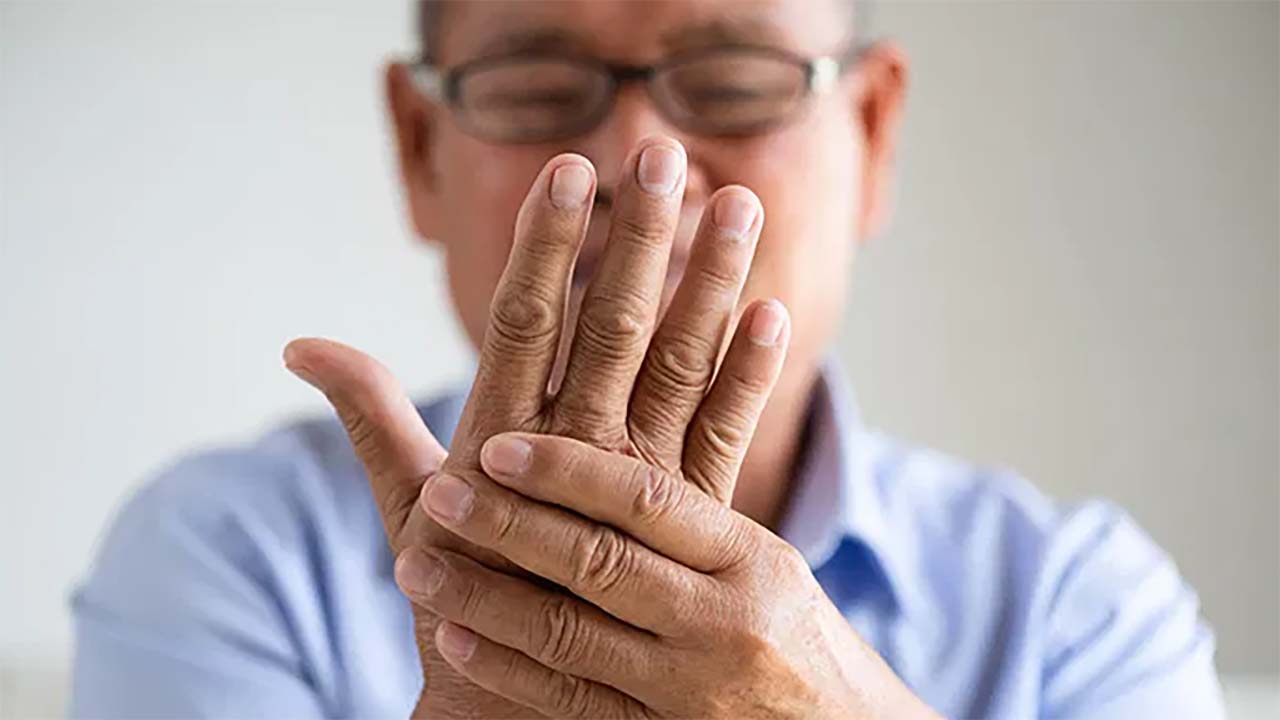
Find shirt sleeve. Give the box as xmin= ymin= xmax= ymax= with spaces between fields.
xmin=70 ymin=453 xmax=328 ymax=719
xmin=1039 ymin=502 xmax=1226 ymax=719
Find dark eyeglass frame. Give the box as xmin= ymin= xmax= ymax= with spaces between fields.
xmin=410 ymin=43 xmax=866 ymax=144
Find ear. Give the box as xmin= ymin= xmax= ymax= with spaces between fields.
xmin=852 ymin=42 xmax=908 ymax=242
xmin=385 ymin=61 xmax=442 ymax=244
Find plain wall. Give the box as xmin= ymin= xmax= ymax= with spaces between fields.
xmin=2 ymin=0 xmax=1276 ymax=704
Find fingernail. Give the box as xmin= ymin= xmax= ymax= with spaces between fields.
xmin=748 ymin=300 xmax=787 ymax=346
xmin=713 ymin=191 xmax=758 ymax=238
xmin=549 ymin=163 xmax=592 ymax=209
xmin=394 ymin=548 xmax=444 ymax=597
xmin=636 ymin=143 xmax=684 ymax=196
xmin=437 ymin=623 xmax=478 ymax=662
xmin=285 ymin=363 xmax=321 ymax=390
xmin=482 ymin=435 xmax=531 ymax=477
xmin=282 ymin=345 xmax=321 ymax=389
xmin=424 ymin=474 xmax=474 ymax=524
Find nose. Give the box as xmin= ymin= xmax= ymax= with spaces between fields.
xmin=578 ymin=84 xmax=709 ymax=204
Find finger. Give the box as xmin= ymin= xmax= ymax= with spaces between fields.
xmin=627 ymin=186 xmax=763 ymax=468
xmin=452 ymin=154 xmax=596 ymax=462
xmin=395 ymin=547 xmax=656 ymax=696
xmin=418 ymin=470 xmax=707 ymax=634
xmin=552 ymin=137 xmax=687 ymax=444
xmin=683 ymin=299 xmax=790 ymax=504
xmin=283 ymin=338 xmax=446 ymax=540
xmin=434 ymin=622 xmax=650 ymax=719
xmin=481 ymin=433 xmax=756 ymax=574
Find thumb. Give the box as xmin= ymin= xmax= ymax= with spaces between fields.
xmin=284 ymin=337 xmax=447 ymax=540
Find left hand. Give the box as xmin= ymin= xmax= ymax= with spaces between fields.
xmin=394 ymin=432 xmax=939 ymax=719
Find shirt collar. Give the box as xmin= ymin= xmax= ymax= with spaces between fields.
xmin=777 ymin=359 xmax=904 ymax=612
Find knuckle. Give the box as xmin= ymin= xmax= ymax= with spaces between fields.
xmin=487 ymin=280 xmax=560 ymax=351
xmin=645 ymin=332 xmax=715 ymax=396
xmin=488 ymin=497 xmax=522 ymax=547
xmin=572 ymin=527 xmax=632 ymax=596
xmin=692 ymin=413 xmax=750 ymax=460
xmin=613 ymin=213 xmax=674 ymax=248
xmin=526 ymin=213 xmax=582 ymax=250
xmin=630 ymin=465 xmax=683 ymax=526
xmin=690 ymin=258 xmax=742 ymax=293
xmin=698 ymin=514 xmax=758 ymax=572
xmin=549 ymin=675 xmax=595 ymax=717
xmin=550 ymin=409 xmax=628 ymax=451
xmin=772 ymin=540 xmax=812 ymax=581
xmin=721 ymin=364 xmax=773 ymax=399
xmin=499 ymin=645 xmax=528 ymax=683
xmin=738 ymin=536 xmax=811 ymax=593
xmin=576 ymin=295 xmax=649 ymax=360
xmin=340 ymin=409 xmax=380 ymax=458
xmin=532 ymin=595 xmax=587 ymax=669
xmin=454 ymin=570 xmax=489 ymax=623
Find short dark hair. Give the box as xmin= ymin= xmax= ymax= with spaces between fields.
xmin=415 ymin=0 xmax=871 ymax=62
xmin=416 ymin=0 xmax=446 ymax=62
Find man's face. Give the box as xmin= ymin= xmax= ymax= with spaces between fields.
xmin=392 ymin=0 xmax=905 ymax=390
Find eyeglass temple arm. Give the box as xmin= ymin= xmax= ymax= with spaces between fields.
xmin=410 ymin=60 xmax=447 ymax=100
xmin=809 ymin=43 xmax=869 ymax=94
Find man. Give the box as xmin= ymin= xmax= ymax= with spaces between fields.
xmin=71 ymin=0 xmax=1225 ymax=717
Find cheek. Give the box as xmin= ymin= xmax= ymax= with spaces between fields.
xmin=434 ymin=136 xmax=553 ymax=348
xmin=714 ymin=112 xmax=861 ymax=358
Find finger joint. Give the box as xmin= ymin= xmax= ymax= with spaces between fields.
xmin=630 ymin=465 xmax=683 ymax=527
xmin=489 ymin=497 xmax=523 ymax=549
xmin=549 ymin=675 xmax=595 ymax=717
xmin=644 ymin=332 xmax=716 ymax=398
xmin=532 ymin=595 xmax=586 ymax=669
xmin=455 ymin=570 xmax=489 ymax=625
xmin=572 ymin=527 xmax=633 ymax=597
xmin=612 ymin=214 xmax=675 ymax=249
xmin=575 ymin=295 xmax=649 ymax=362
xmin=488 ymin=280 xmax=560 ymax=353
xmin=691 ymin=413 xmax=750 ymax=461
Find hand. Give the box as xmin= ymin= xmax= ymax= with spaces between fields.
xmin=286 ymin=135 xmax=781 ymax=717
xmin=393 ymin=429 xmax=939 ymax=719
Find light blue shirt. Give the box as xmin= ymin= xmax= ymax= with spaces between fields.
xmin=71 ymin=367 xmax=1225 ymax=718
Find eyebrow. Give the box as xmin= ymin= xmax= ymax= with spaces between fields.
xmin=468 ymin=16 xmax=789 ymax=63
xmin=472 ymin=28 xmax=586 ymax=58
xmin=660 ymin=17 xmax=789 ymax=51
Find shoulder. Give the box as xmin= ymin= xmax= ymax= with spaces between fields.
xmin=81 ymin=387 xmax=465 ymax=602
xmin=72 ymin=395 xmax=463 ymax=716
xmin=854 ymin=430 xmax=1222 ymax=717
xmin=90 ymin=389 xmax=464 ymax=580
xmin=857 ymin=428 xmax=1162 ymax=580
xmin=75 ymin=413 xmax=378 ymax=639
xmin=107 ymin=413 xmax=367 ymax=556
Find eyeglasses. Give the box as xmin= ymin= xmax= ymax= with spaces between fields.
xmin=411 ymin=44 xmax=864 ymax=144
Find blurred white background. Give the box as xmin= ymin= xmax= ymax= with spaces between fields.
xmin=2 ymin=1 xmax=1277 ymax=717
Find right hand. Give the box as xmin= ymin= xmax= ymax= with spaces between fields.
xmin=286 ymin=135 xmax=777 ymax=718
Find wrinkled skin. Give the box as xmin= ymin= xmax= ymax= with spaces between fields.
xmin=285 ymin=0 xmax=924 ymax=717
xmin=288 ymin=140 xmax=934 ymax=717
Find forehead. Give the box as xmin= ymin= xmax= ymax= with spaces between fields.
xmin=435 ymin=0 xmax=851 ymax=64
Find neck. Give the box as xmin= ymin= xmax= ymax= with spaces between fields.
xmin=732 ymin=361 xmax=824 ymax=530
